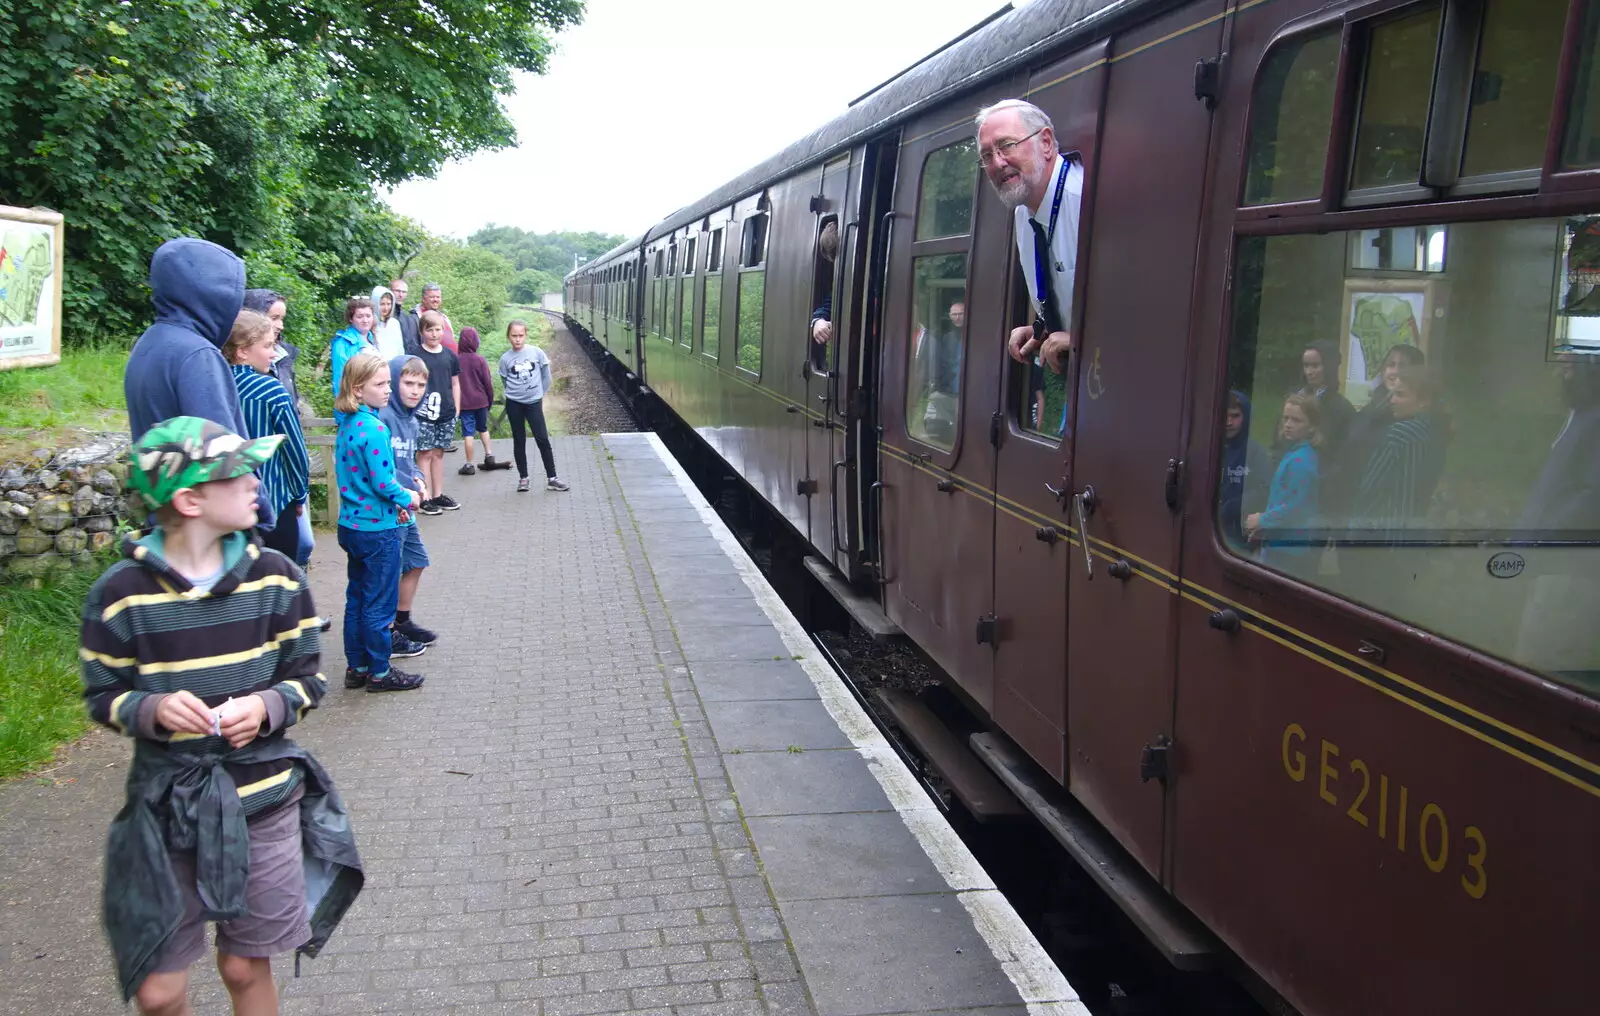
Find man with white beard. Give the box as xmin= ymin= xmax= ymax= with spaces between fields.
xmin=975 ymin=99 xmax=1083 ymax=375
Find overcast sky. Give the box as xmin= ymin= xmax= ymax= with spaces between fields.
xmin=387 ymin=0 xmax=1014 ymax=239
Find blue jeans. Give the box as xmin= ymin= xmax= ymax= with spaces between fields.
xmin=295 ymin=505 xmax=315 ymax=567
xmin=337 ymin=526 xmax=402 ymax=677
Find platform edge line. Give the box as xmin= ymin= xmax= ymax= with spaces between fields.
xmin=640 ymin=431 xmax=1088 ymax=1015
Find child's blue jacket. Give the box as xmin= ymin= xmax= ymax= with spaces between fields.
xmin=335 ymin=405 xmax=412 ymax=530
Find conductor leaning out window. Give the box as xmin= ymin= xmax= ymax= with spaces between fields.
xmin=976 ymin=99 xmax=1083 ymax=375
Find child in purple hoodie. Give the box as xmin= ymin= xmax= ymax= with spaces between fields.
xmin=455 ymin=327 xmax=508 ymax=474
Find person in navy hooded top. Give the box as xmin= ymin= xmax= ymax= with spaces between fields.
xmin=124 ymin=237 xmax=275 ymax=532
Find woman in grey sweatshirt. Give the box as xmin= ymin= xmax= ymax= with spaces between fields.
xmin=498 ymin=319 xmax=569 ymax=492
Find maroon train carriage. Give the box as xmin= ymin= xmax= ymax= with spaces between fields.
xmin=564 ymin=1 xmax=1600 ymax=1013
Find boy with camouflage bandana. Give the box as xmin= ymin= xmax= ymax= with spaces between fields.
xmin=81 ymin=417 xmax=362 ymax=1015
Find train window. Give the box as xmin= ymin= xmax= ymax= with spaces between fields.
xmin=707 ymin=227 xmax=725 ymax=273
xmin=1242 ymin=28 xmax=1340 ymax=205
xmin=684 ymin=236 xmax=697 ymax=276
xmin=1349 ymin=6 xmax=1442 ymax=193
xmin=905 ymin=253 xmax=968 ymax=450
xmin=668 ymin=243 xmax=678 ymax=276
xmin=680 ymin=272 xmax=695 ymax=349
xmin=704 ymin=270 xmax=722 ymax=361
xmin=737 ymin=270 xmax=764 ymax=374
xmin=1563 ymin=1 xmax=1600 ymax=167
xmin=1219 ymin=215 xmax=1600 ymax=696
xmin=916 ymin=139 xmax=979 ymax=240
xmin=810 ymin=217 xmax=840 ymax=371
xmin=741 ymin=213 xmax=768 ymax=269
xmin=1458 ymin=0 xmax=1565 ymax=179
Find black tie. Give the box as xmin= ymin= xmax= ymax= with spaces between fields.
xmin=1030 ymin=219 xmax=1063 ymax=334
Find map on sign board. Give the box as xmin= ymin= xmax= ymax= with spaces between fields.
xmin=0 ymin=207 xmax=63 ymax=368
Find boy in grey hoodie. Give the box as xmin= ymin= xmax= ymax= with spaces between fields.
xmin=379 ymin=355 xmax=440 ymax=653
xmin=497 ymin=319 xmax=569 ymax=493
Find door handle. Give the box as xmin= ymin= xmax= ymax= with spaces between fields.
xmin=1072 ymin=485 xmax=1097 ymax=580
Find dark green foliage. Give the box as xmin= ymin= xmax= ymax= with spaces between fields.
xmin=470 ymin=225 xmax=626 ymax=279
xmin=0 ymin=0 xmax=583 ymax=347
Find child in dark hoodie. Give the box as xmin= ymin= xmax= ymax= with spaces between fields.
xmin=454 ymin=327 xmax=507 ymax=475
xmin=381 ymin=355 xmax=441 ymax=652
xmin=1218 ymin=390 xmax=1269 ymax=548
xmin=124 ymin=237 xmax=275 ymax=533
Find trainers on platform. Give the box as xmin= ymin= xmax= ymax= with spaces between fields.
xmin=545 ymin=477 xmax=570 ymax=492
xmin=367 ymin=667 xmax=425 ymax=692
xmin=458 ymin=462 xmax=476 ymax=476
xmin=396 ymin=619 xmax=438 ymax=646
xmin=517 ymin=477 xmax=530 ymax=493
xmin=418 ymin=498 xmax=444 ymax=516
xmin=434 ymin=494 xmax=462 ymax=511
xmin=344 ymin=667 xmax=367 ymax=690
xmin=391 ymin=630 xmax=428 ymax=658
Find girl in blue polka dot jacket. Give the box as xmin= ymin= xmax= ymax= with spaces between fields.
xmin=334 ymin=353 xmax=426 ymax=692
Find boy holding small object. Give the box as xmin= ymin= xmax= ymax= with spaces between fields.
xmin=81 ymin=417 xmax=362 ymax=1016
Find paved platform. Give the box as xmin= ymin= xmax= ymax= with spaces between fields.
xmin=0 ymin=432 xmax=1085 ymax=1016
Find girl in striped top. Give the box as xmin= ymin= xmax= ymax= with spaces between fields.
xmin=226 ymin=310 xmax=312 ymax=563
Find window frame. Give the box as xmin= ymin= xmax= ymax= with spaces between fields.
xmin=735 ymin=207 xmax=769 ymax=378
xmin=680 ymin=230 xmax=697 ymax=350
xmin=703 ymin=221 xmax=727 ymax=362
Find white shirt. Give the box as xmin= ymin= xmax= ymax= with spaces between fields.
xmin=1011 ymin=155 xmax=1084 ymax=331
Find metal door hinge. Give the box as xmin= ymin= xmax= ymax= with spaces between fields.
xmin=1194 ymin=59 xmax=1220 ymax=110
xmin=989 ymin=412 xmax=1002 ymax=447
xmin=1139 ymin=735 xmax=1172 ymax=784
xmin=797 ymin=478 xmax=818 ymax=496
xmin=975 ymin=614 xmax=998 ymax=645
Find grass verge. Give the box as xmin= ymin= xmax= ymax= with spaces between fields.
xmin=0 ymin=567 xmax=99 ymax=779
xmin=0 ymin=344 xmax=131 ymax=459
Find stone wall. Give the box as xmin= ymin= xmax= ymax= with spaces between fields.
xmin=0 ymin=434 xmax=132 ymax=578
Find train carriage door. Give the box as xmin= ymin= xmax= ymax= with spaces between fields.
xmin=880 ymin=105 xmax=1010 ymax=711
xmin=806 ymin=155 xmax=852 ymax=559
xmin=1063 ymin=4 xmax=1226 ymax=877
xmin=991 ymin=42 xmax=1109 ymax=784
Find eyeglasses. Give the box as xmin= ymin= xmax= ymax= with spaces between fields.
xmin=978 ymin=129 xmax=1043 ymax=167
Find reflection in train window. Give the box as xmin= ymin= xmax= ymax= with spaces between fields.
xmin=680 ymin=270 xmax=694 ymax=349
xmin=1349 ymin=6 xmax=1441 ymax=192
xmin=1459 ymin=0 xmax=1565 ymax=179
xmin=704 ymin=272 xmax=722 ymax=360
xmin=741 ymin=213 xmax=769 ymax=268
xmin=1243 ymin=27 xmax=1340 ymax=205
xmin=906 ymin=253 xmax=967 ymax=451
xmin=1221 ymin=216 xmax=1600 ymax=696
xmin=683 ymin=236 xmax=697 ymax=277
xmin=707 ymin=227 xmax=725 ymax=273
xmin=917 ymin=139 xmax=978 ymax=240
xmin=737 ymin=272 xmax=763 ymax=374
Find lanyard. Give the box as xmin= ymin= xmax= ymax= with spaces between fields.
xmin=1033 ymin=158 xmax=1071 ymax=304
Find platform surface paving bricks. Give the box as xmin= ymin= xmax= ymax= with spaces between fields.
xmin=0 ymin=432 xmax=1037 ymax=1016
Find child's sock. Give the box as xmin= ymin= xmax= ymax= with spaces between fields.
xmin=397 ymin=610 xmax=411 ymax=626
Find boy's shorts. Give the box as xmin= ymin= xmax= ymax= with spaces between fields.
xmin=459 ymin=407 xmax=489 ymax=437
xmin=416 ymin=417 xmax=455 ymax=451
xmin=154 ymin=790 xmax=309 ymax=970
xmin=401 ymin=520 xmax=430 ymax=572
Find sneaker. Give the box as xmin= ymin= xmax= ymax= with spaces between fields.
xmin=396 ymin=619 xmax=438 ymax=646
xmin=517 ymin=478 xmax=530 ymax=493
xmin=444 ymin=443 xmax=459 ymax=453
xmin=391 ymin=630 xmax=428 ymax=658
xmin=418 ymin=498 xmax=444 ymax=516
xmin=367 ymin=667 xmax=425 ymax=692
xmin=458 ymin=462 xmax=477 ymax=476
xmin=545 ymin=477 xmax=571 ymax=492
xmin=434 ymin=494 xmax=462 ymax=511
xmin=481 ymin=456 xmax=510 ymax=471
xmin=344 ymin=667 xmax=367 ymax=690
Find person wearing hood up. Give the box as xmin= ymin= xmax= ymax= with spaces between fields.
xmin=328 ymin=296 xmax=379 ymax=413
xmin=1218 ymin=390 xmax=1270 ymax=547
xmin=380 ymin=355 xmax=441 ymax=655
xmin=124 ymin=237 xmax=275 ymax=533
xmin=370 ymin=285 xmax=406 ymax=360
xmin=454 ymin=326 xmax=507 ymax=474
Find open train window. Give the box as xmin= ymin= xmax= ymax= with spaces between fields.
xmin=809 ymin=215 xmax=839 ymax=371
xmin=1218 ymin=214 xmax=1600 ymax=697
xmin=737 ymin=214 xmax=768 ymax=375
xmin=905 ymin=138 xmax=976 ymax=451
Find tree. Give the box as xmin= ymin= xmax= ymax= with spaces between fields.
xmin=401 ymin=241 xmax=516 ymax=332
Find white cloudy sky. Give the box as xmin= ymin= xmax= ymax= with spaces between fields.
xmin=387 ymin=0 xmax=1014 ymax=239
